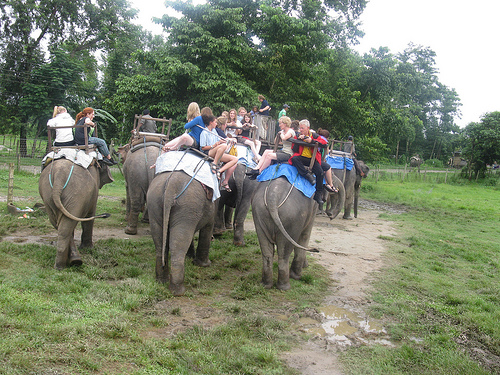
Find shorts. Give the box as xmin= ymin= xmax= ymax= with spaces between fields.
xmin=189 ymin=135 xmax=199 ymax=150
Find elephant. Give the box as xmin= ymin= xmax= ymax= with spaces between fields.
xmin=147 ymin=170 xmax=216 ymax=296
xmin=353 ymin=161 xmax=370 ymax=218
xmin=330 ymin=158 xmax=370 ymax=220
xmin=213 ymin=163 xmax=258 ymax=246
xmin=321 ymin=173 xmax=346 ymax=219
xmin=118 ymin=140 xmax=162 ymax=234
xmin=251 ymin=176 xmax=317 ymax=291
xmin=39 ymin=158 xmax=114 ymax=269
xmin=410 ymin=155 xmax=423 ymax=172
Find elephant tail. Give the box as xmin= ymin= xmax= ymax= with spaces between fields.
xmin=161 ymin=177 xmax=176 ymax=267
xmin=51 ymin=170 xmax=110 ymax=222
xmin=267 ymin=204 xmax=310 ymax=251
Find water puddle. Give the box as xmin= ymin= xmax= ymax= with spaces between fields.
xmin=294 ymin=304 xmax=390 ymax=347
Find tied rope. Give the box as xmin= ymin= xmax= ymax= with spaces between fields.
xmin=263 ymin=163 xmax=299 ymax=209
xmin=48 ymin=150 xmax=76 ymax=190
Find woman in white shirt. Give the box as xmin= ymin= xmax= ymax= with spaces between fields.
xmin=47 ymin=106 xmax=75 ymax=146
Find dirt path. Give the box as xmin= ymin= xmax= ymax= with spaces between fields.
xmin=278 ymin=200 xmax=401 ymax=375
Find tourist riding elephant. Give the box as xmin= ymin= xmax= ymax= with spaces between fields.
xmin=251 ymin=177 xmax=318 ymax=291
xmin=39 ymin=158 xmax=113 ymax=269
xmin=353 ymin=161 xmax=370 ymax=218
xmin=213 ymin=163 xmax=258 ymax=246
xmin=118 ymin=141 xmax=162 ymax=234
xmin=147 ymin=170 xmax=216 ymax=296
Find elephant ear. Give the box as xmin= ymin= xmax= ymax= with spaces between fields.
xmin=99 ymin=164 xmax=114 ymax=189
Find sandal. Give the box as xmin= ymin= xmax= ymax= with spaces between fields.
xmin=221 ymin=183 xmax=232 ymax=192
xmin=210 ymin=162 xmax=218 ymax=175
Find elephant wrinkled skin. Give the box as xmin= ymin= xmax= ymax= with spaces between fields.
xmin=331 ymin=160 xmax=369 ymax=220
xmin=214 ymin=164 xmax=258 ymax=246
xmin=38 ymin=159 xmax=113 ymax=269
xmin=147 ymin=171 xmax=215 ymax=296
xmin=119 ymin=143 xmax=162 ymax=234
xmin=251 ymin=177 xmax=317 ymax=290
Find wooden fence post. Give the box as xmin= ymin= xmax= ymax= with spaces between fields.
xmin=7 ymin=163 xmax=15 ymax=204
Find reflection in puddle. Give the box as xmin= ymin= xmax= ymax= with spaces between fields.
xmin=300 ymin=304 xmax=388 ymax=346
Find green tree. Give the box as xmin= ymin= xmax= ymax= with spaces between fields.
xmin=461 ymin=112 xmax=500 ymax=178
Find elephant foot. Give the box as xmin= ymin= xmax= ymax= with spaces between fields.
xmin=233 ymin=240 xmax=245 ymax=247
xmin=141 ymin=217 xmax=149 ymax=224
xmin=125 ymin=226 xmax=137 ymax=235
xmin=225 ymin=224 xmax=233 ymax=230
xmin=54 ymin=262 xmax=67 ymax=271
xmin=277 ymin=282 xmax=291 ymax=291
xmin=79 ymin=241 xmax=93 ymax=249
xmin=156 ymin=276 xmax=168 ymax=284
xmin=169 ymin=283 xmax=186 ymax=297
xmin=192 ymin=258 xmax=211 ymax=267
xmin=69 ymin=249 xmax=83 ymax=267
xmin=262 ymin=281 xmax=273 ymax=289
xmin=342 ymin=215 xmax=353 ymax=220
xmin=212 ymin=228 xmax=226 ymax=236
xmin=289 ymin=270 xmax=302 ymax=280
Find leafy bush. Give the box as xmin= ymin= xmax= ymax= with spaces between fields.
xmin=424 ymin=158 xmax=444 ymax=168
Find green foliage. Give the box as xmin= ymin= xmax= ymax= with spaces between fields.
xmin=461 ymin=112 xmax=500 ymax=178
xmin=355 ymin=135 xmax=390 ymax=163
xmin=341 ymin=179 xmax=500 ymax=374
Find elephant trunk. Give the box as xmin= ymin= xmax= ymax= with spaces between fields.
xmin=325 ymin=174 xmax=345 ymax=219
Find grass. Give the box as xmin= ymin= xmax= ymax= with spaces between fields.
xmin=0 ymin=167 xmax=330 ymax=374
xmin=340 ymin=174 xmax=500 ymax=374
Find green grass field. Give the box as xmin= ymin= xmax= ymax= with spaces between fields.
xmin=0 ymin=165 xmax=499 ymax=374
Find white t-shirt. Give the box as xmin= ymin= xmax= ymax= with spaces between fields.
xmin=47 ymin=112 xmax=75 ymax=143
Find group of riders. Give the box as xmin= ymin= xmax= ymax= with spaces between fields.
xmin=48 ymin=100 xmax=356 ymax=208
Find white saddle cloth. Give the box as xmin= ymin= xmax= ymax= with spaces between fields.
xmin=42 ymin=148 xmax=98 ymax=169
xmin=154 ymin=151 xmax=220 ymax=201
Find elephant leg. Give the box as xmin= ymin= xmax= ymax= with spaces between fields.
xmin=343 ymin=203 xmax=353 ymax=220
xmin=125 ymin=211 xmax=139 ymax=235
xmin=354 ymin=194 xmax=359 ymax=218
xmin=169 ymin=225 xmax=198 ymax=296
xmin=193 ymin=224 xmax=212 ymax=267
xmin=69 ymin=237 xmax=82 ymax=267
xmin=290 ymin=248 xmax=306 ymax=280
xmin=79 ymin=219 xmax=94 ymax=249
xmin=186 ymin=239 xmax=195 ymax=259
xmin=233 ymin=198 xmax=251 ymax=246
xmin=213 ymin=201 xmax=226 ymax=236
xmin=256 ymin=227 xmax=275 ymax=288
xmin=224 ymin=206 xmax=234 ymax=230
xmin=151 ymin=219 xmax=169 ymax=285
xmin=54 ymin=218 xmax=78 ymax=270
xmin=277 ymin=241 xmax=294 ymax=291
xmin=142 ymin=206 xmax=149 ymax=223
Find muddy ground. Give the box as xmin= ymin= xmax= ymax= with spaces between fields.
xmin=2 ymin=198 xmax=401 ymax=374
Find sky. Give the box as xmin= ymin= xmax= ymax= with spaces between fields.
xmin=131 ymin=0 xmax=500 ymax=128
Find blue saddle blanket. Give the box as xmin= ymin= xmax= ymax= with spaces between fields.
xmin=256 ymin=163 xmax=315 ymax=198
xmin=326 ymin=155 xmax=353 ymax=171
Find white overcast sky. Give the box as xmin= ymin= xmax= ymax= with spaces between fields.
xmin=131 ymin=0 xmax=500 ymax=128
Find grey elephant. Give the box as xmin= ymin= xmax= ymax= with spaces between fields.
xmin=321 ymin=173 xmax=346 ymax=219
xmin=353 ymin=161 xmax=369 ymax=218
xmin=39 ymin=158 xmax=113 ymax=269
xmin=213 ymin=163 xmax=258 ymax=246
xmin=410 ymin=155 xmax=423 ymax=172
xmin=251 ymin=177 xmax=317 ymax=290
xmin=118 ymin=140 xmax=162 ymax=234
xmin=330 ymin=159 xmax=370 ymax=220
xmin=147 ymin=169 xmax=216 ymax=296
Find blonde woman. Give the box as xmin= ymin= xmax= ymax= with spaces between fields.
xmin=47 ymin=106 xmax=75 ymax=146
xmin=246 ymin=116 xmax=294 ymax=178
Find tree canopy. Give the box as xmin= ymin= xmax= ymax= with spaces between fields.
xmin=0 ymin=0 xmax=484 ymax=168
